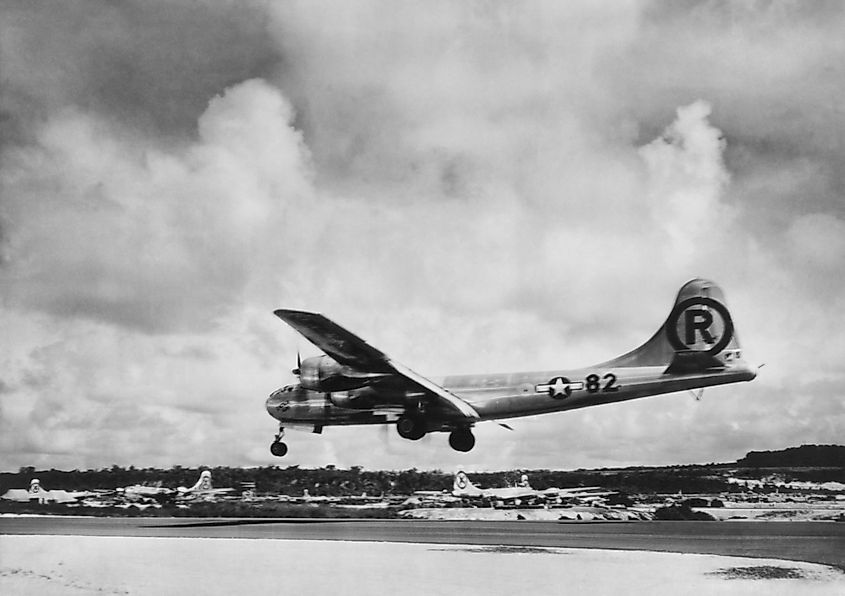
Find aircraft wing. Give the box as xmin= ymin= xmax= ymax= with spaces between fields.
xmin=543 ymin=486 xmax=605 ymax=495
xmin=489 ymin=488 xmax=538 ymax=500
xmin=274 ymin=310 xmax=393 ymax=372
xmin=274 ymin=309 xmax=479 ymax=421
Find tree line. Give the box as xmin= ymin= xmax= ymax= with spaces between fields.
xmin=3 ymin=444 xmax=841 ymax=496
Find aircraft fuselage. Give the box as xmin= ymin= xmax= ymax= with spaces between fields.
xmin=266 ymin=361 xmax=756 ymax=430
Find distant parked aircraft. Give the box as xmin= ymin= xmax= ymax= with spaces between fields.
xmin=451 ymin=471 xmax=536 ymax=503
xmin=0 ymin=479 xmax=94 ymax=504
xmin=534 ymin=483 xmax=615 ymax=502
xmin=117 ymin=483 xmax=174 ymax=502
xmin=451 ymin=472 xmax=614 ymax=506
xmin=116 ymin=471 xmax=234 ymax=503
xmin=176 ymin=470 xmax=235 ymax=499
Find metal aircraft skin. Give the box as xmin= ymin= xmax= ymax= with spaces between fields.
xmin=266 ymin=279 xmax=757 ymax=456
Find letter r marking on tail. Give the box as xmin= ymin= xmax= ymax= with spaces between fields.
xmin=667 ymin=296 xmax=734 ymax=355
xmin=684 ymin=308 xmax=715 ymax=345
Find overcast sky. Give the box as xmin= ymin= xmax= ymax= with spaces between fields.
xmin=1 ymin=0 xmax=843 ymax=472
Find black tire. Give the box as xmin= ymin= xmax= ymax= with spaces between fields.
xmin=396 ymin=414 xmax=426 ymax=440
xmin=270 ymin=441 xmax=288 ymax=457
xmin=449 ymin=429 xmax=475 ymax=452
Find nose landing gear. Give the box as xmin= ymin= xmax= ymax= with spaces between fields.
xmin=448 ymin=428 xmax=475 ymax=452
xmin=270 ymin=427 xmax=288 ymax=457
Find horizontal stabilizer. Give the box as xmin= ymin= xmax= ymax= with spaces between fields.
xmin=664 ymin=351 xmax=726 ymax=374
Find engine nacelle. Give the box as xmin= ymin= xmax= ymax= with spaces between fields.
xmin=298 ymin=355 xmax=388 ymax=392
xmin=329 ymin=387 xmax=379 ymax=409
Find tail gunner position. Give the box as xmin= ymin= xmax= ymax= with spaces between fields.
xmin=266 ymin=279 xmax=756 ymax=456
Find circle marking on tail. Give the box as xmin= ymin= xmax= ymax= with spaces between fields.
xmin=667 ymin=297 xmax=733 ymax=354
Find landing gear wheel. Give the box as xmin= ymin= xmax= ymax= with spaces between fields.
xmin=396 ymin=414 xmax=426 ymax=440
xmin=449 ymin=429 xmax=475 ymax=452
xmin=270 ymin=441 xmax=288 ymax=457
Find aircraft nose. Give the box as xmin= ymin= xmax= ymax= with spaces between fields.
xmin=265 ymin=393 xmax=279 ymax=416
xmin=266 ymin=390 xmax=288 ymax=420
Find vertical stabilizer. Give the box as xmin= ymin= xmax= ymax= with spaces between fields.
xmin=28 ymin=479 xmax=49 ymax=503
xmin=453 ymin=471 xmax=485 ymax=497
xmin=179 ymin=470 xmax=213 ymax=493
xmin=598 ymin=279 xmax=745 ymax=373
xmin=191 ymin=470 xmax=213 ymax=491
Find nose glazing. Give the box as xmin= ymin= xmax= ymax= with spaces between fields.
xmin=265 ymin=389 xmax=288 ymax=419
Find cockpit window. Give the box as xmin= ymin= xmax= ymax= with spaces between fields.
xmin=271 ymin=385 xmax=296 ymax=397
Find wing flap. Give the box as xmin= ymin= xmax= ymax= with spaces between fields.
xmin=387 ymin=359 xmax=479 ymax=420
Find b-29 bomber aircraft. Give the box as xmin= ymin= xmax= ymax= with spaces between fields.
xmin=451 ymin=471 xmax=613 ymax=505
xmin=266 ymin=279 xmax=756 ymax=456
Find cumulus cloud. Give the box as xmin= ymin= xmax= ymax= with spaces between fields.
xmin=638 ymin=101 xmax=733 ymax=264
xmin=1 ymin=78 xmax=310 ymax=332
xmin=1 ymin=0 xmax=843 ymax=470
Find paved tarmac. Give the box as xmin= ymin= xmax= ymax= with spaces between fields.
xmin=2 ymin=517 xmax=843 ymax=569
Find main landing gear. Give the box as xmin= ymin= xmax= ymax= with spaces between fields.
xmin=448 ymin=428 xmax=475 ymax=452
xmin=397 ymin=413 xmax=476 ymax=452
xmin=270 ymin=427 xmax=288 ymax=457
xmin=396 ymin=413 xmax=426 ymax=440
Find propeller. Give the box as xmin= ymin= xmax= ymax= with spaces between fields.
xmin=292 ymin=350 xmax=301 ymax=377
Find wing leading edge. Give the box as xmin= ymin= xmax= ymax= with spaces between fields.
xmin=273 ymin=310 xmax=479 ymax=421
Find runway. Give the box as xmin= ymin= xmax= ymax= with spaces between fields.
xmin=3 ymin=517 xmax=843 ymax=569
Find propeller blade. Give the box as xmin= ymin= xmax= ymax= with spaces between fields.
xmin=292 ymin=350 xmax=301 ymax=376
xmin=498 ymin=423 xmax=515 ymax=431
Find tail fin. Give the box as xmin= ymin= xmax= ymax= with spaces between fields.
xmin=28 ymin=479 xmax=51 ymax=503
xmin=29 ymin=479 xmax=42 ymax=495
xmin=194 ymin=470 xmax=213 ymax=491
xmin=180 ymin=470 xmax=213 ymax=493
xmin=599 ymin=279 xmax=744 ymax=373
xmin=454 ymin=471 xmax=476 ymax=493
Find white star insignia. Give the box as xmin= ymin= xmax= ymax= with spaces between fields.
xmin=535 ymin=377 xmax=584 ymax=398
